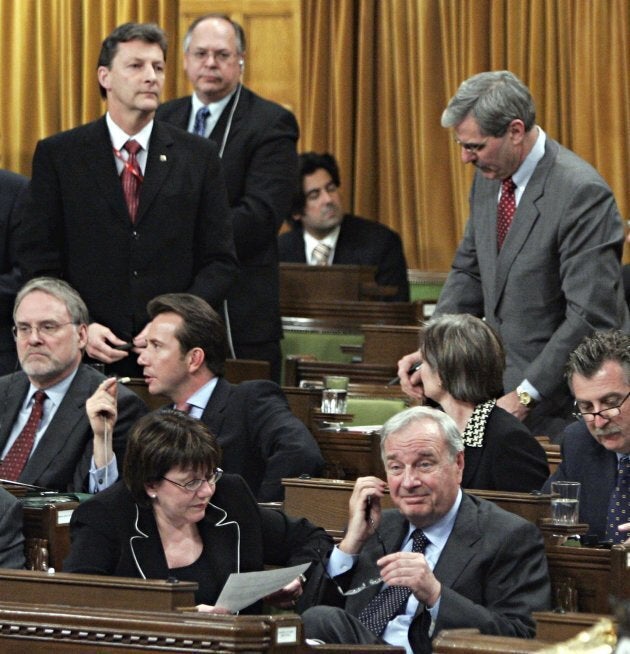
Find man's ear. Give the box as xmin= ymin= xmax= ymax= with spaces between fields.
xmin=187 ymin=347 xmax=206 ymax=373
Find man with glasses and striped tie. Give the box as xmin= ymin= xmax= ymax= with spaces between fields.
xmin=301 ymin=406 xmax=550 ymax=653
xmin=544 ymin=330 xmax=630 ymax=546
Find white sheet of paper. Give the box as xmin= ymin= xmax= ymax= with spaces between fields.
xmin=215 ymin=562 xmax=310 ymax=612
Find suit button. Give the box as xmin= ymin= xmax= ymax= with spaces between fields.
xmin=132 ymin=270 xmax=139 ymax=278
xmin=131 ymin=231 xmax=139 ymax=240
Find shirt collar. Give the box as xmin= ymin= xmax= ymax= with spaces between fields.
xmin=462 ymin=399 xmax=496 ymax=448
xmin=26 ymin=365 xmax=79 ymax=410
xmin=303 ymin=226 xmax=341 ymax=264
xmin=404 ymin=488 xmax=462 ymax=550
xmin=183 ymin=377 xmax=218 ymax=414
xmin=512 ymin=126 xmax=546 ymax=190
xmin=191 ymin=90 xmax=236 ymax=128
xmin=106 ymin=113 xmax=153 ymax=152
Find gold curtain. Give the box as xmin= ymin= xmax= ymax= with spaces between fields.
xmin=0 ymin=0 xmax=177 ymax=176
xmin=0 ymin=1 xmax=628 ymax=269
xmin=300 ymin=0 xmax=630 ymax=269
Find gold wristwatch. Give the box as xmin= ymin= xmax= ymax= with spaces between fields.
xmin=516 ymin=386 xmax=536 ymax=408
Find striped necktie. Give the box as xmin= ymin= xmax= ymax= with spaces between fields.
xmin=606 ymin=455 xmax=630 ymax=543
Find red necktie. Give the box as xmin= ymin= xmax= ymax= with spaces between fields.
xmin=121 ymin=139 xmax=143 ymax=223
xmin=0 ymin=390 xmax=47 ymax=480
xmin=497 ymin=176 xmax=517 ymax=249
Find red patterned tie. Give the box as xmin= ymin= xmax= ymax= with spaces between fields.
xmin=497 ymin=176 xmax=517 ymax=249
xmin=0 ymin=390 xmax=47 ymax=480
xmin=121 ymin=139 xmax=143 ymax=223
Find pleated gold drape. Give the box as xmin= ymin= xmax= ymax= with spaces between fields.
xmin=0 ymin=1 xmax=628 ymax=270
xmin=300 ymin=0 xmax=630 ymax=269
xmin=0 ymin=0 xmax=177 ymax=176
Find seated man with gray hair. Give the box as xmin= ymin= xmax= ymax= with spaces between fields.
xmin=301 ymin=405 xmax=550 ymax=653
xmin=0 ymin=277 xmax=147 ymax=492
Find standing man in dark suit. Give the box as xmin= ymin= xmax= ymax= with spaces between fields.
xmin=278 ymin=152 xmax=409 ymax=301
xmin=94 ymin=292 xmax=324 ymax=502
xmin=300 ymin=406 xmax=550 ymax=651
xmin=0 ymin=169 xmax=28 ymax=374
xmin=17 ymin=22 xmax=237 ymax=378
xmin=404 ymin=71 xmax=629 ymax=438
xmin=623 ymin=224 xmax=630 ymax=308
xmin=0 ymin=278 xmax=147 ymax=492
xmin=156 ymin=14 xmax=298 ymax=383
xmin=544 ymin=330 xmax=630 ymax=544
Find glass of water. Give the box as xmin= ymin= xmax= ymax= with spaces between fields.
xmin=550 ymin=481 xmax=581 ymax=525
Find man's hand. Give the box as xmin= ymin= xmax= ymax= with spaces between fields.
xmin=86 ymin=377 xmax=119 ymax=468
xmin=619 ymin=523 xmax=630 ymax=546
xmin=377 ymin=550 xmax=441 ymax=608
xmin=196 ymin=604 xmax=231 ymax=614
xmin=264 ymin=576 xmax=304 ymax=609
xmin=132 ymin=323 xmax=150 ymax=354
xmin=496 ymin=390 xmax=529 ymax=422
xmin=339 ymin=476 xmax=388 ymax=556
xmin=396 ymin=352 xmax=426 ymax=404
xmin=87 ymin=323 xmax=130 ymax=363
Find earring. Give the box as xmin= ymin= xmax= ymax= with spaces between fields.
xmin=150 ymin=493 xmax=157 ymax=499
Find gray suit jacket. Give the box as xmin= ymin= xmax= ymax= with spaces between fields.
xmin=437 ymin=137 xmax=630 ymax=404
xmin=0 ymin=487 xmax=25 ymax=568
xmin=0 ymin=364 xmax=147 ymax=491
xmin=305 ymin=493 xmax=550 ymax=650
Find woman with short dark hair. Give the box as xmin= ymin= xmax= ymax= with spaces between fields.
xmin=64 ymin=410 xmax=332 ymax=612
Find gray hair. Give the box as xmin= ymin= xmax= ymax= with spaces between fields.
xmin=420 ymin=314 xmax=504 ymax=403
xmin=380 ymin=406 xmax=464 ymax=462
xmin=566 ymin=330 xmax=630 ymax=389
xmin=183 ymin=14 xmax=246 ymax=54
xmin=441 ymin=70 xmax=536 ymax=136
xmin=14 ymin=277 xmax=89 ymax=326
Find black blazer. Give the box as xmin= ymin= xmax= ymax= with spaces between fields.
xmin=543 ymin=420 xmax=617 ymax=538
xmin=157 ymin=87 xmax=299 ymax=346
xmin=462 ymin=405 xmax=550 ymax=492
xmin=0 ymin=169 xmax=28 ymax=362
xmin=65 ymin=474 xmax=333 ymax=612
xmin=0 ymin=364 xmax=147 ymax=492
xmin=199 ymin=377 xmax=324 ymax=501
xmin=278 ymin=214 xmax=410 ymax=301
xmin=16 ymin=117 xmax=237 ymax=343
xmin=305 ymin=493 xmax=550 ymax=650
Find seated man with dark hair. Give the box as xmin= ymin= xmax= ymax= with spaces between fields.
xmin=279 ymin=152 xmax=410 ymax=301
xmin=91 ymin=293 xmax=324 ymax=502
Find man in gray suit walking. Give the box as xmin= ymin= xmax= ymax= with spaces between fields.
xmin=400 ymin=71 xmax=629 ymax=439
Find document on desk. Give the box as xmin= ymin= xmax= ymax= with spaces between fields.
xmin=215 ymin=562 xmax=310 ymax=612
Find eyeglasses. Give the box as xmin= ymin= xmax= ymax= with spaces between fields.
xmin=189 ymin=48 xmax=237 ymax=64
xmin=573 ymin=392 xmax=630 ymax=422
xmin=317 ymin=517 xmax=387 ymax=596
xmin=13 ymin=321 xmax=77 ymax=340
xmin=454 ymin=136 xmax=490 ymax=153
xmin=161 ymin=468 xmax=223 ymax=492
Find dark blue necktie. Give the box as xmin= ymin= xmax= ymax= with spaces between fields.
xmin=193 ymin=106 xmax=210 ymax=136
xmin=357 ymin=529 xmax=429 ymax=636
xmin=606 ymin=455 xmax=630 ymax=543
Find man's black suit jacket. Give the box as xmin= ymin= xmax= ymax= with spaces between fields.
xmin=17 ymin=117 xmax=237 ymax=344
xmin=278 ymin=214 xmax=410 ymax=301
xmin=157 ymin=87 xmax=299 ymax=348
xmin=543 ymin=421 xmax=617 ymax=539
xmin=623 ymin=264 xmax=630 ymax=308
xmin=0 ymin=364 xmax=147 ymax=492
xmin=199 ymin=377 xmax=324 ymax=502
xmin=0 ymin=169 xmax=27 ymax=370
xmin=304 ymin=493 xmax=550 ymax=649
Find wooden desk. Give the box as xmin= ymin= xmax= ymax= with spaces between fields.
xmin=282 ymin=300 xmax=423 ymax=326
xmin=285 ymin=357 xmax=398 ymax=387
xmin=544 ymin=543 xmax=630 ymax=613
xmin=360 ymin=324 xmax=420 ymax=365
xmin=280 ymin=262 xmax=380 ymax=302
xmin=433 ymin=628 xmax=550 ymax=654
xmin=533 ymin=610 xmax=617 ymax=642
xmin=21 ymin=499 xmax=79 ymax=571
xmin=0 ymin=569 xmax=197 ymax=611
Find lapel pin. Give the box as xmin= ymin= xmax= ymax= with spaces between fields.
xmin=160 ymin=154 xmax=167 ymax=162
